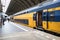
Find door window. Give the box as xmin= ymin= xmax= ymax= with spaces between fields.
xmin=43 ymin=12 xmax=47 ymax=21
xmin=49 ymin=11 xmax=55 ymax=21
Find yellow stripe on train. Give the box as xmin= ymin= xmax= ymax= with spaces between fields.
xmin=43 ymin=7 xmax=60 ymax=12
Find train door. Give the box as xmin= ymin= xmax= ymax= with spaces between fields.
xmin=48 ymin=11 xmax=55 ymax=30
xmin=36 ymin=11 xmax=43 ymax=29
xmin=42 ymin=10 xmax=48 ymax=29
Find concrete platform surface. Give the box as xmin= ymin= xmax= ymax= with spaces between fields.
xmin=0 ymin=31 xmax=60 ymax=40
xmin=0 ymin=21 xmax=60 ymax=40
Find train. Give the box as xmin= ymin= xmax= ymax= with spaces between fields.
xmin=12 ymin=0 xmax=60 ymax=34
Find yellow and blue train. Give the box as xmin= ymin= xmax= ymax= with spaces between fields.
xmin=12 ymin=0 xmax=60 ymax=34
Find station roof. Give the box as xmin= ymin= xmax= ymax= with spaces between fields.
xmin=5 ymin=0 xmax=46 ymax=15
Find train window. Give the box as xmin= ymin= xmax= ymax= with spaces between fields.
xmin=14 ymin=19 xmax=29 ymax=25
xmin=49 ymin=11 xmax=55 ymax=21
xmin=43 ymin=16 xmax=47 ymax=21
xmin=33 ymin=14 xmax=37 ymax=20
xmin=50 ymin=12 xmax=54 ymax=15
xmin=44 ymin=12 xmax=46 ymax=15
xmin=43 ymin=12 xmax=47 ymax=21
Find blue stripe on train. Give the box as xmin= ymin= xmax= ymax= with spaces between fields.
xmin=42 ymin=10 xmax=60 ymax=22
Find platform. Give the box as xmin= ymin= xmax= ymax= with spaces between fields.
xmin=0 ymin=21 xmax=60 ymax=40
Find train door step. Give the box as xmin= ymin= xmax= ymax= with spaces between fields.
xmin=37 ymin=26 xmax=44 ymax=31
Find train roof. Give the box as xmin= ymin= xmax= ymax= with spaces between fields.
xmin=29 ymin=0 xmax=60 ymax=12
xmin=13 ymin=0 xmax=60 ymax=16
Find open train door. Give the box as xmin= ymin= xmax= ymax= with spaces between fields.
xmin=36 ymin=11 xmax=43 ymax=30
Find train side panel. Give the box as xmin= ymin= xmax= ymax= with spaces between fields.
xmin=13 ymin=12 xmax=36 ymax=28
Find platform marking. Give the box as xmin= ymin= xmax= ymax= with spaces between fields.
xmin=10 ymin=22 xmax=28 ymax=31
